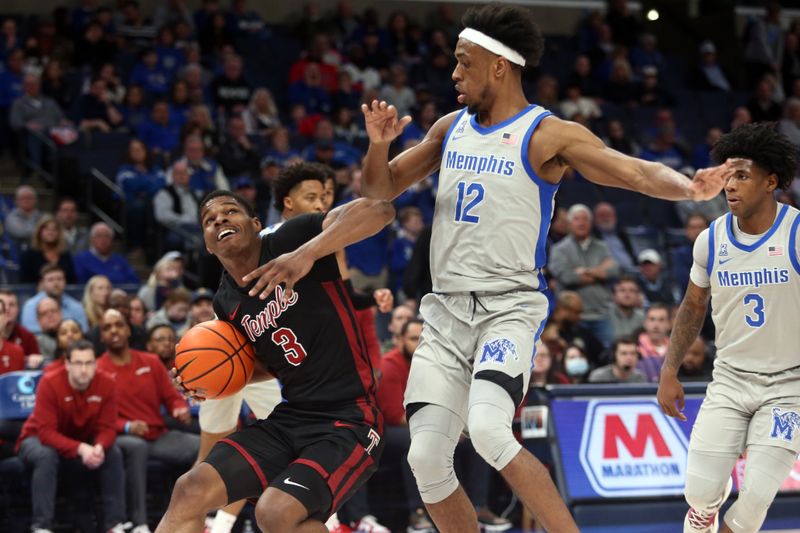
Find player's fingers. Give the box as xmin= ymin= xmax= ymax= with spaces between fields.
xmin=397 ymin=115 xmax=413 ymax=131
xmin=242 ymin=263 xmax=268 ymax=284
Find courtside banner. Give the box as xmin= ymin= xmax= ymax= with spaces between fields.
xmin=0 ymin=370 xmax=43 ymax=419
xmin=551 ymin=397 xmax=703 ymax=500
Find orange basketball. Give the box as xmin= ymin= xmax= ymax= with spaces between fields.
xmin=175 ymin=320 xmax=255 ymax=399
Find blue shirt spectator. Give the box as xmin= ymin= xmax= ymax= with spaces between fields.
xmin=20 ymin=265 xmax=89 ymax=334
xmin=73 ymin=223 xmax=139 ymax=285
xmin=0 ymin=50 xmax=24 ymax=108
xmin=137 ymin=101 xmax=181 ymax=154
xmin=129 ymin=50 xmax=169 ymax=97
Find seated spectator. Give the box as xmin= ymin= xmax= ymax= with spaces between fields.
xmin=210 ymin=54 xmax=251 ymax=115
xmin=82 ymin=275 xmax=112 ymax=330
xmin=671 ymin=214 xmax=708 ymax=295
xmin=560 ymin=84 xmax=601 ymax=122
xmin=609 ymin=276 xmax=645 ymax=341
xmin=379 ymin=63 xmax=416 ymax=119
xmin=153 ymin=161 xmax=203 ymax=251
xmin=146 ymin=323 xmax=177 ymax=369
xmin=116 ymin=138 xmax=166 ymax=250
xmin=564 ymin=54 xmax=599 ymax=98
xmin=154 ymin=26 xmax=186 ymax=77
xmin=0 ymin=289 xmax=40 ymax=357
xmin=550 ymin=204 xmax=620 ymax=346
xmin=168 ymin=80 xmax=191 ymax=127
xmin=55 ymin=197 xmax=90 ymax=255
xmin=137 ymin=100 xmax=181 ymax=154
xmin=777 ymin=97 xmax=800 ymax=146
xmin=116 ymin=0 xmax=157 ymax=53
xmin=0 ymin=297 xmax=24 ymax=374
xmin=9 ymin=72 xmax=67 ymax=168
xmin=198 ymin=11 xmax=233 ymax=60
xmin=677 ymin=336 xmax=713 ymax=382
xmin=88 ymin=289 xmax=148 ymax=355
xmin=16 ymin=340 xmax=127 ymax=533
xmin=376 ymin=318 xmax=437 ymax=532
xmin=129 ymin=296 xmax=149 ymax=330
xmin=76 ymin=76 xmax=123 ymax=133
xmin=41 ymin=59 xmax=75 ymax=120
xmin=20 ymin=215 xmax=77 ymax=284
xmin=47 ymin=318 xmax=84 ymax=372
xmin=98 ymin=63 xmax=126 ymax=106
xmin=4 ymin=185 xmax=44 ymax=251
xmin=167 ymin=135 xmax=228 ymax=197
xmin=636 ymin=66 xmax=675 ymax=108
xmin=637 ymin=249 xmax=676 ymax=305
xmin=691 ymin=127 xmax=723 ymax=171
xmin=137 ymin=251 xmax=186 ymax=313
xmin=145 ymin=287 xmax=191 ymax=333
xmin=398 ymin=101 xmax=439 ymax=148
xmin=535 ymin=74 xmax=560 ymax=110
xmin=180 ymin=104 xmax=218 ymax=154
xmin=332 ymin=106 xmax=369 ymax=149
xmin=530 ymin=341 xmax=570 ymax=386
xmin=592 ymin=202 xmax=636 ymax=274
xmin=548 ymin=291 xmax=604 ymax=366
xmin=96 ymin=309 xmax=198 ymax=533
xmin=180 ymin=62 xmax=212 ymax=108
xmin=636 ymin=303 xmax=671 ymax=382
xmin=333 ymin=70 xmax=362 ymax=112
xmin=747 ymin=77 xmax=782 ymax=123
xmin=178 ymin=288 xmax=216 ymax=338
xmin=21 ymin=264 xmax=89 ymax=334
xmin=121 ymin=85 xmax=148 ymax=131
xmin=389 ymin=207 xmax=423 ymax=295
xmin=130 ymin=48 xmax=169 ymax=98
xmin=563 ymin=343 xmax=591 ymax=384
xmin=380 ymin=303 xmax=415 ymax=353
xmin=218 ymin=115 xmax=261 ymax=181
xmin=34 ymin=296 xmax=62 ymax=363
xmin=602 ymin=119 xmax=640 ymax=156
xmin=588 ymin=336 xmax=647 ymax=383
xmin=602 ymin=58 xmax=638 ymax=106
xmin=73 ymin=223 xmax=140 ymax=285
xmin=288 ymin=62 xmax=332 ymax=116
xmin=639 ymin=124 xmax=686 ymax=170
xmin=0 ymin=49 xmax=24 ymax=143
xmin=730 ymin=106 xmax=752 ymax=131
xmin=690 ymin=40 xmax=732 ymax=92
xmin=630 ymin=33 xmax=665 ymax=75
xmin=74 ymin=21 xmax=117 ymax=71
xmin=242 ymin=87 xmax=281 ymax=137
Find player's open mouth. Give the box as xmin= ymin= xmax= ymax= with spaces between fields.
xmin=217 ymin=228 xmax=238 ymax=241
xmin=727 ymin=197 xmax=740 ymax=207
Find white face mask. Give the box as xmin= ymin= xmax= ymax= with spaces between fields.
xmin=565 ymin=357 xmax=589 ymax=376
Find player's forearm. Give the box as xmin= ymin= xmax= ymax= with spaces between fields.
xmin=662 ymin=295 xmax=707 ymax=373
xmin=305 ymin=198 xmax=396 ymax=260
xmin=635 ymin=160 xmax=694 ymax=201
xmin=362 ymin=142 xmax=396 ymax=200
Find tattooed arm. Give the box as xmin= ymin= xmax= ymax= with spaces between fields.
xmin=657 ymin=281 xmax=710 ymax=420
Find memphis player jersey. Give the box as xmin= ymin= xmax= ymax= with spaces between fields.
xmin=431 ymin=104 xmax=556 ymax=293
xmin=212 ymin=213 xmax=380 ymax=422
xmin=691 ymin=203 xmax=800 ymax=373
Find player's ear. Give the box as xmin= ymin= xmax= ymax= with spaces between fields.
xmin=766 ymin=172 xmax=778 ymax=193
xmin=284 ymin=196 xmax=293 ymax=211
xmin=252 ymin=216 xmax=262 ymax=230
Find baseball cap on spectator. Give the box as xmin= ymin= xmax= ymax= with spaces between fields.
xmin=232 ymin=177 xmax=255 ymax=190
xmin=156 ymin=250 xmax=183 ymax=268
xmin=191 ymin=287 xmax=214 ymax=304
xmin=699 ymin=41 xmax=716 ymax=55
xmin=637 ymin=249 xmax=662 ymax=265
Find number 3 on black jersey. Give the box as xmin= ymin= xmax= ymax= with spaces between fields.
xmin=271 ymin=327 xmax=308 ymax=366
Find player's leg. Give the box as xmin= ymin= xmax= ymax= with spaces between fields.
xmin=155 ymin=463 xmax=229 ymax=533
xmin=467 ymin=291 xmax=578 ymax=533
xmin=254 ymin=488 xmax=327 ymax=533
xmin=720 ymin=444 xmax=797 ymax=533
xmin=404 ymin=294 xmax=476 ymax=533
xmin=682 ymin=369 xmax=751 ymax=532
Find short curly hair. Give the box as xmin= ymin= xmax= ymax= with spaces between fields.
xmin=461 ymin=3 xmax=544 ymax=69
xmin=272 ymin=162 xmax=326 ymax=212
xmin=711 ymin=122 xmax=797 ymax=190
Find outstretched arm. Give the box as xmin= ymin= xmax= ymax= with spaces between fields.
xmin=243 ymin=198 xmax=396 ymax=299
xmin=657 ymin=281 xmax=710 ymax=420
xmin=539 ymin=117 xmax=738 ymax=201
xmin=361 ymin=100 xmax=457 ymax=200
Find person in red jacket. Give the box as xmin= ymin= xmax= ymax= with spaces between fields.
xmin=0 ymin=297 xmax=25 ymax=374
xmin=0 ymin=289 xmax=41 ymax=366
xmin=96 ymin=309 xmax=199 ymax=533
xmin=16 ymin=339 xmax=127 ymax=533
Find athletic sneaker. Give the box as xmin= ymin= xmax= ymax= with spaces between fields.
xmin=130 ymin=525 xmax=152 ymax=533
xmin=354 ymin=515 xmax=390 ymax=533
xmin=476 ymin=507 xmax=513 ymax=532
xmin=407 ymin=508 xmax=436 ymax=533
xmin=107 ymin=524 xmax=132 ymax=533
xmin=683 ymin=477 xmax=733 ymax=533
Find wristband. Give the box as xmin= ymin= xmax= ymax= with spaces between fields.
xmin=124 ymin=421 xmax=131 ymax=434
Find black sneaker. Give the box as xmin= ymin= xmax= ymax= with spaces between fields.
xmin=476 ymin=507 xmax=512 ymax=532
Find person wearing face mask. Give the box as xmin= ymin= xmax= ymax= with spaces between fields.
xmin=563 ymin=344 xmax=591 ymax=384
xmin=588 ymin=337 xmax=646 ymax=383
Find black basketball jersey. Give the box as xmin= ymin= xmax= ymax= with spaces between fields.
xmin=212 ymin=213 xmax=380 ymax=426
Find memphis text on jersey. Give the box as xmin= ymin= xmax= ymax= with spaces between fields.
xmin=240 ymin=285 xmax=298 ymax=342
xmin=444 ymin=150 xmax=516 ymax=177
xmin=716 ymin=266 xmax=790 ymax=288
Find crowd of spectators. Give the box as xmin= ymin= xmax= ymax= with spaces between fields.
xmin=1 ymin=1 xmax=799 ymax=532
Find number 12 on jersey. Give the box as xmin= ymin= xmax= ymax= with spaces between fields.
xmin=454 ymin=182 xmax=485 ymax=223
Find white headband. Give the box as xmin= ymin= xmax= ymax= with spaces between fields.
xmin=458 ymin=28 xmax=526 ymax=67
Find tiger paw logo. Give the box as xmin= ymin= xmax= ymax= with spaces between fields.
xmin=770 ymin=407 xmax=800 ymax=442
xmin=479 ymin=338 xmax=518 ymax=364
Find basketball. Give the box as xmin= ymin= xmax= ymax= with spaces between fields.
xmin=175 ymin=320 xmax=255 ymax=399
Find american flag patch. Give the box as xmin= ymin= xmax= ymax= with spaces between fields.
xmin=768 ymin=245 xmax=784 ymax=256
xmin=500 ymin=132 xmax=518 ymax=145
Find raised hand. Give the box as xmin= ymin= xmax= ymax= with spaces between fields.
xmin=361 ymin=100 xmax=412 ymax=144
xmin=690 ymin=158 xmax=748 ymax=201
xmin=243 ymin=247 xmax=315 ymax=301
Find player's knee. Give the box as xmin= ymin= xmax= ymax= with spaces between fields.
xmin=406 ymin=431 xmax=458 ymax=504
xmin=724 ymin=491 xmax=771 ymax=533
xmin=684 ymin=472 xmax=728 ymax=513
xmin=254 ymin=498 xmax=298 ymax=533
xmin=170 ymin=465 xmax=223 ymax=514
xmin=467 ymin=402 xmax=521 ymax=471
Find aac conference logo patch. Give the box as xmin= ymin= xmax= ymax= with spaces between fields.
xmin=578 ymin=399 xmax=688 ymax=497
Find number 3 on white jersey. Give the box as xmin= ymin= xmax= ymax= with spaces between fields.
xmin=743 ymin=293 xmax=765 ymax=328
